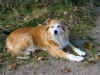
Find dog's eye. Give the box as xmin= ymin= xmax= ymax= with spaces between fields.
xmin=57 ymin=26 xmax=60 ymax=28
xmin=51 ymin=26 xmax=54 ymax=28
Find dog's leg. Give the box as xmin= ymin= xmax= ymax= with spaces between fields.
xmin=16 ymin=50 xmax=32 ymax=59
xmin=16 ymin=49 xmax=36 ymax=60
xmin=68 ymin=42 xmax=86 ymax=56
xmin=16 ymin=48 xmax=37 ymax=59
xmin=16 ymin=50 xmax=31 ymax=59
xmin=45 ymin=40 xmax=84 ymax=62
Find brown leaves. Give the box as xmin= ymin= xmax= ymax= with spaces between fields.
xmin=95 ymin=55 xmax=100 ymax=60
xmin=0 ymin=25 xmax=11 ymax=31
xmin=38 ymin=56 xmax=45 ymax=61
xmin=88 ymin=60 xmax=96 ymax=64
xmin=87 ymin=42 xmax=93 ymax=50
xmin=61 ymin=67 xmax=70 ymax=73
xmin=95 ymin=54 xmax=100 ymax=60
xmin=84 ymin=42 xmax=93 ymax=50
xmin=8 ymin=63 xmax=17 ymax=71
xmin=37 ymin=2 xmax=49 ymax=7
xmin=33 ymin=55 xmax=46 ymax=61
xmin=64 ymin=11 xmax=68 ymax=15
xmin=5 ymin=25 xmax=11 ymax=30
xmin=73 ymin=6 xmax=78 ymax=12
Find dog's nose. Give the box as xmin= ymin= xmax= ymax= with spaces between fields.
xmin=54 ymin=30 xmax=58 ymax=35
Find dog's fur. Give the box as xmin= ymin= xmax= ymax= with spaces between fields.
xmin=6 ymin=19 xmax=86 ymax=62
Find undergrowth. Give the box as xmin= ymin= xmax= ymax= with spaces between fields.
xmin=0 ymin=0 xmax=98 ymax=68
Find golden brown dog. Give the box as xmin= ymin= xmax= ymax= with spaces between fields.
xmin=6 ymin=19 xmax=86 ymax=62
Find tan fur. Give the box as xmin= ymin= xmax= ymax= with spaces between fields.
xmin=6 ymin=19 xmax=85 ymax=61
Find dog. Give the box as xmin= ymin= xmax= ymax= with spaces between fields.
xmin=6 ymin=19 xmax=86 ymax=62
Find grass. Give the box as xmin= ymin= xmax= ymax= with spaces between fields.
xmin=0 ymin=0 xmax=99 ymax=69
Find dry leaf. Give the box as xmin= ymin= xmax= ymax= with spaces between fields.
xmin=95 ymin=55 xmax=100 ymax=60
xmin=70 ymin=15 xmax=73 ymax=19
xmin=5 ymin=25 xmax=11 ymax=29
xmin=88 ymin=60 xmax=96 ymax=64
xmin=61 ymin=68 xmax=70 ymax=73
xmin=8 ymin=63 xmax=17 ymax=71
xmin=64 ymin=11 xmax=68 ymax=15
xmin=87 ymin=42 xmax=93 ymax=50
xmin=73 ymin=6 xmax=78 ymax=12
xmin=38 ymin=56 xmax=45 ymax=61
xmin=24 ymin=15 xmax=32 ymax=22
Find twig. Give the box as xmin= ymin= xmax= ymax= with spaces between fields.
xmin=0 ymin=26 xmax=10 ymax=35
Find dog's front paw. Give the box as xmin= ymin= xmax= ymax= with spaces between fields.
xmin=68 ymin=54 xmax=84 ymax=62
xmin=78 ymin=50 xmax=86 ymax=56
xmin=74 ymin=48 xmax=86 ymax=56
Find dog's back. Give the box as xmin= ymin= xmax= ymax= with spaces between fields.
xmin=6 ymin=26 xmax=48 ymax=56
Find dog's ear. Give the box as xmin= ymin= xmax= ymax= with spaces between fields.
xmin=60 ymin=19 xmax=67 ymax=25
xmin=46 ymin=26 xmax=49 ymax=31
xmin=44 ymin=18 xmax=52 ymax=25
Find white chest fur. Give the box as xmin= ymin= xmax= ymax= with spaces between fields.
xmin=53 ymin=34 xmax=69 ymax=49
xmin=62 ymin=40 xmax=69 ymax=49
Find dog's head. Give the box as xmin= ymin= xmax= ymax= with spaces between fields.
xmin=46 ymin=19 xmax=67 ymax=35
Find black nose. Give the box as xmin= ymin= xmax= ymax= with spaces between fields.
xmin=54 ymin=30 xmax=58 ymax=34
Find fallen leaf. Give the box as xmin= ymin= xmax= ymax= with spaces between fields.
xmin=95 ymin=55 xmax=100 ymax=60
xmin=61 ymin=68 xmax=70 ymax=73
xmin=8 ymin=63 xmax=17 ymax=71
xmin=87 ymin=42 xmax=93 ymax=50
xmin=70 ymin=15 xmax=73 ymax=19
xmin=88 ymin=60 xmax=96 ymax=64
xmin=5 ymin=25 xmax=11 ymax=29
xmin=24 ymin=15 xmax=33 ymax=22
xmin=73 ymin=6 xmax=78 ymax=12
xmin=64 ymin=11 xmax=68 ymax=15
xmin=38 ymin=56 xmax=45 ymax=61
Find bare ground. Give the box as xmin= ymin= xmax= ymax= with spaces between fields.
xmin=0 ymin=7 xmax=100 ymax=75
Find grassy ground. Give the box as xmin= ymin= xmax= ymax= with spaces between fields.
xmin=0 ymin=0 xmax=100 ymax=71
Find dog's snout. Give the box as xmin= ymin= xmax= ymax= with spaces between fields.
xmin=54 ymin=30 xmax=58 ymax=35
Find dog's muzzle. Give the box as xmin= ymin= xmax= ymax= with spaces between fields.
xmin=54 ymin=30 xmax=58 ymax=35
